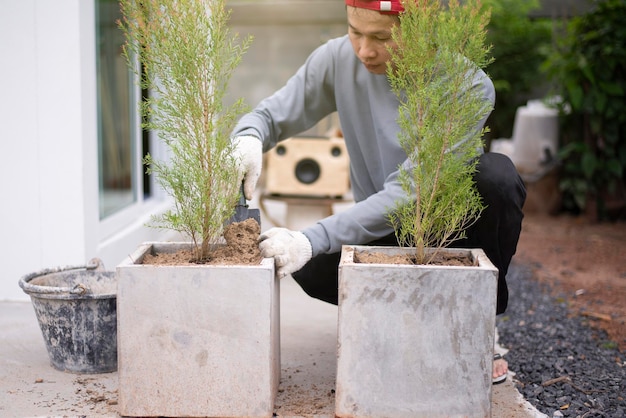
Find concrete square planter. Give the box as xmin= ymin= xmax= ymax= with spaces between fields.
xmin=336 ymin=245 xmax=498 ymax=418
xmin=116 ymin=242 xmax=279 ymax=418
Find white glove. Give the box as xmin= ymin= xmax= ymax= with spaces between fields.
xmin=259 ymin=228 xmax=313 ymax=278
xmin=232 ymin=135 xmax=263 ymax=200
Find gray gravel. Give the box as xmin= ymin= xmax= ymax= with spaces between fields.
xmin=497 ymin=262 xmax=626 ymax=417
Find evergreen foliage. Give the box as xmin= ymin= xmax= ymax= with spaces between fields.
xmin=542 ymin=0 xmax=626 ymax=219
xmin=119 ymin=0 xmax=252 ymax=260
xmin=387 ymin=0 xmax=493 ymax=264
xmin=482 ymin=0 xmax=552 ymax=141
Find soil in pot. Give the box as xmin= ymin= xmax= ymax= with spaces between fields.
xmin=142 ymin=218 xmax=262 ymax=266
xmin=354 ymin=249 xmax=476 ymax=266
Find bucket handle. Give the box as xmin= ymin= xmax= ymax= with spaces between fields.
xmin=18 ymin=258 xmax=104 ymax=295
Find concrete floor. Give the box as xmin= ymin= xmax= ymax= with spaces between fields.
xmin=1 ymin=276 xmax=545 ymax=417
xmin=0 ymin=196 xmax=548 ymax=417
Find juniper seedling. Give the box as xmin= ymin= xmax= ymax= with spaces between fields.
xmin=387 ymin=0 xmax=493 ymax=264
xmin=119 ymin=0 xmax=252 ymax=261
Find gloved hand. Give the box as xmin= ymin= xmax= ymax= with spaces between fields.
xmin=259 ymin=228 xmax=313 ymax=278
xmin=232 ymin=135 xmax=263 ymax=200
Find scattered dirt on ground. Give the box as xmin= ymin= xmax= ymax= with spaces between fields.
xmin=274 ymin=369 xmax=336 ymax=416
xmin=73 ymin=377 xmax=118 ymax=414
xmin=514 ymin=212 xmax=626 ymax=352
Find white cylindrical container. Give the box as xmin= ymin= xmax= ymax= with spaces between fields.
xmin=511 ymin=101 xmax=559 ymax=174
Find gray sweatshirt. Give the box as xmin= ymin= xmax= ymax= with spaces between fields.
xmin=232 ymin=35 xmax=495 ymax=257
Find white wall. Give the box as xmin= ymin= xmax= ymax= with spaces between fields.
xmin=0 ymin=0 xmax=87 ymax=301
xmin=0 ymin=0 xmax=173 ymax=301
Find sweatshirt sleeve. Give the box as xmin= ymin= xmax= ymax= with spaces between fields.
xmin=301 ymin=162 xmax=408 ymax=256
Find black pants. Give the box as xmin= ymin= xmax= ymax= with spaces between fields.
xmin=292 ymin=152 xmax=526 ymax=315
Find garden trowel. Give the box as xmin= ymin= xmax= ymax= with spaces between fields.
xmin=228 ymin=182 xmax=261 ymax=226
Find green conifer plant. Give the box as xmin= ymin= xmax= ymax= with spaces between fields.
xmin=387 ymin=0 xmax=493 ymax=264
xmin=119 ymin=0 xmax=252 ymax=261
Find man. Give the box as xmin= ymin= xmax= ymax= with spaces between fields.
xmin=231 ymin=0 xmax=526 ymax=384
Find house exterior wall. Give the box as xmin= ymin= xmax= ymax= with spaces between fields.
xmin=0 ymin=0 xmax=172 ymax=301
xmin=226 ymin=1 xmax=346 ymax=137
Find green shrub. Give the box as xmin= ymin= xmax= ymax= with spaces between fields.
xmin=543 ymin=0 xmax=626 ymax=219
xmin=388 ymin=0 xmax=492 ymax=264
xmin=483 ymin=0 xmax=552 ymax=142
xmin=119 ymin=0 xmax=252 ymax=259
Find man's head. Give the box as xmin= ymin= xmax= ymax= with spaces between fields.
xmin=345 ymin=0 xmax=403 ymax=74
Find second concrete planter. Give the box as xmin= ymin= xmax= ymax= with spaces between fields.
xmin=116 ymin=242 xmax=279 ymax=418
xmin=336 ymin=245 xmax=498 ymax=418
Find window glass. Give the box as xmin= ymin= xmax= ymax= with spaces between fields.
xmin=96 ymin=0 xmax=137 ymax=219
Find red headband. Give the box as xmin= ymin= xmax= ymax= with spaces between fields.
xmin=345 ymin=0 xmax=405 ymax=15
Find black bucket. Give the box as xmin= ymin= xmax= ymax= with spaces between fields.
xmin=18 ymin=258 xmax=117 ymax=374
